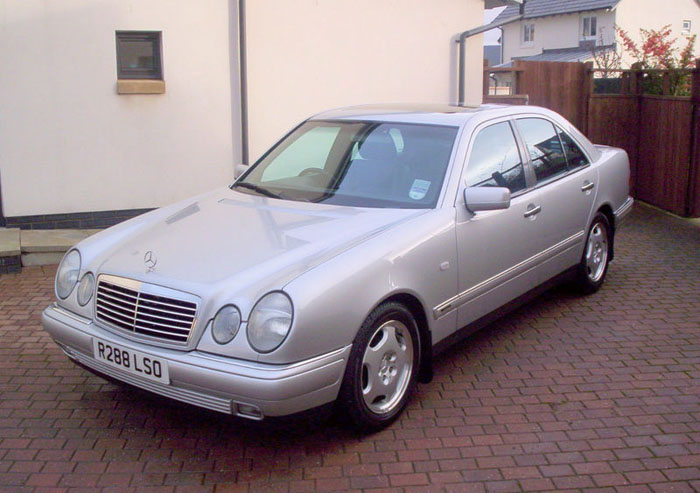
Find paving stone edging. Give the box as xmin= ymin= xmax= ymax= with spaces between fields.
xmin=1 ymin=204 xmax=699 ymax=491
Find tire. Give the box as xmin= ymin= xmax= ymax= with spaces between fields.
xmin=574 ymin=212 xmax=612 ymax=294
xmin=338 ymin=302 xmax=420 ymax=432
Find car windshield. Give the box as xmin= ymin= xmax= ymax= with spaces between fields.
xmin=232 ymin=120 xmax=459 ymax=208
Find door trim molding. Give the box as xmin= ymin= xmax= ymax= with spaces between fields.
xmin=433 ymin=230 xmax=584 ymax=320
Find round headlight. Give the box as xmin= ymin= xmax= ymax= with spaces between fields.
xmin=77 ymin=272 xmax=95 ymax=306
xmin=56 ymin=250 xmax=81 ymax=299
xmin=211 ymin=305 xmax=242 ymax=345
xmin=247 ymin=292 xmax=293 ymax=353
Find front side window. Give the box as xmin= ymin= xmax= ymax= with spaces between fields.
xmin=234 ymin=121 xmax=459 ymax=208
xmin=465 ymin=122 xmax=526 ymax=194
xmin=516 ymin=118 xmax=568 ymax=183
xmin=523 ymin=24 xmax=535 ymax=43
xmin=582 ymin=16 xmax=598 ymax=38
xmin=683 ymin=20 xmax=692 ymax=34
xmin=116 ymin=31 xmax=162 ymax=80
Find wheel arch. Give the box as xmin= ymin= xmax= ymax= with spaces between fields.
xmin=376 ymin=292 xmax=433 ymax=384
xmin=596 ymin=203 xmax=615 ymax=261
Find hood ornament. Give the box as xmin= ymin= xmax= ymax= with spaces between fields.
xmin=144 ymin=250 xmax=158 ymax=273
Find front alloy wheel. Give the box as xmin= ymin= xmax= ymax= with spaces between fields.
xmin=339 ymin=302 xmax=419 ymax=431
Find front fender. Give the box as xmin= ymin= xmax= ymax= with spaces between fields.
xmin=258 ymin=209 xmax=458 ymax=364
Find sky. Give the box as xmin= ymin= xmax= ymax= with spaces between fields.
xmin=484 ymin=6 xmax=506 ymax=45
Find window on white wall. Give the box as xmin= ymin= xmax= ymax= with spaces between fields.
xmin=522 ymin=24 xmax=535 ymax=44
xmin=682 ymin=20 xmax=692 ymax=34
xmin=582 ymin=16 xmax=597 ymax=39
xmin=116 ymin=31 xmax=163 ymax=80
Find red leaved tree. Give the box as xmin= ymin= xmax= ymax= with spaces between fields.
xmin=616 ymin=25 xmax=697 ymax=95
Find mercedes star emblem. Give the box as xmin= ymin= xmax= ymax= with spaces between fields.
xmin=144 ymin=250 xmax=157 ymax=272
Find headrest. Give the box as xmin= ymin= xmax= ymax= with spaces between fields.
xmin=359 ymin=135 xmax=398 ymax=161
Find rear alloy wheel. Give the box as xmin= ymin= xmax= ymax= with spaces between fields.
xmin=339 ymin=302 xmax=419 ymax=431
xmin=575 ymin=212 xmax=612 ymax=294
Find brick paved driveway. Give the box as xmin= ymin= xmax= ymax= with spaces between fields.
xmin=1 ymin=204 xmax=699 ymax=492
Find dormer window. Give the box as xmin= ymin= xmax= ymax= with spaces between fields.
xmin=522 ymin=23 xmax=535 ymax=44
xmin=582 ymin=16 xmax=597 ymax=39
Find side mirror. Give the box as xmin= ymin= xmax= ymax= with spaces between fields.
xmin=464 ymin=187 xmax=511 ymax=213
xmin=234 ymin=164 xmax=249 ymax=179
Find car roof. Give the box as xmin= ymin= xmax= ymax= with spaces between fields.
xmin=310 ymin=103 xmax=601 ymax=160
xmin=311 ymin=103 xmax=524 ymax=126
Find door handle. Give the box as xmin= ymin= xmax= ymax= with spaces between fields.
xmin=581 ymin=181 xmax=595 ymax=192
xmin=523 ymin=205 xmax=542 ymax=218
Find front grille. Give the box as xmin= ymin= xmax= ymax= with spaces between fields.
xmin=95 ymin=279 xmax=197 ymax=343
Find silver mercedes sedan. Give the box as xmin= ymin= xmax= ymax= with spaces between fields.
xmin=42 ymin=104 xmax=633 ymax=430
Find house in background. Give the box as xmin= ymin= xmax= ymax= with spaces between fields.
xmin=0 ymin=0 xmax=508 ymax=230
xmin=494 ymin=0 xmax=700 ymax=67
xmin=483 ymin=6 xmax=506 ymax=67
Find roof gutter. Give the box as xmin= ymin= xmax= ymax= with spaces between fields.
xmin=458 ymin=1 xmax=526 ymax=106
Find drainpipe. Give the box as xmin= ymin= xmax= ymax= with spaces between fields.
xmin=457 ymin=2 xmax=526 ymax=105
xmin=499 ymin=27 xmax=505 ymax=66
xmin=0 ymin=171 xmax=5 ymax=227
xmin=238 ymin=0 xmax=249 ymax=164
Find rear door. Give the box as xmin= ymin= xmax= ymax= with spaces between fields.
xmin=514 ymin=117 xmax=598 ymax=281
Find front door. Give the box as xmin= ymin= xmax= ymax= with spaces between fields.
xmin=452 ymin=120 xmax=544 ymax=330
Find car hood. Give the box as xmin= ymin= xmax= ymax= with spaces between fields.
xmin=91 ymin=189 xmax=426 ymax=290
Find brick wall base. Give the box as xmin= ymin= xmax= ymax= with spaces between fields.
xmin=5 ymin=208 xmax=154 ymax=230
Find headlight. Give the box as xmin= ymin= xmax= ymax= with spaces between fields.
xmin=247 ymin=292 xmax=293 ymax=353
xmin=211 ymin=305 xmax=241 ymax=345
xmin=56 ymin=250 xmax=81 ymax=299
xmin=76 ymin=273 xmax=95 ymax=306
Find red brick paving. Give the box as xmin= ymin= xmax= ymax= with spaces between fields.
xmin=1 ymin=203 xmax=699 ymax=492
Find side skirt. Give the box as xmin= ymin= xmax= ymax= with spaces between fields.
xmin=432 ymin=266 xmax=578 ymax=358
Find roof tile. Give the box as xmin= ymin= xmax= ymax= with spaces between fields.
xmin=493 ymin=0 xmax=620 ymax=22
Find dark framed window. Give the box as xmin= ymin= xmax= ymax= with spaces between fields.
xmin=116 ymin=31 xmax=162 ymax=80
xmin=557 ymin=127 xmax=589 ymax=169
xmin=516 ymin=118 xmax=568 ymax=183
xmin=466 ymin=122 xmax=526 ymax=194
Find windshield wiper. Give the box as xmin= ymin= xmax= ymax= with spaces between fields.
xmin=233 ymin=182 xmax=284 ymax=199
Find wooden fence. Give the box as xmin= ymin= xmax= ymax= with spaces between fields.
xmin=484 ymin=60 xmax=700 ymax=217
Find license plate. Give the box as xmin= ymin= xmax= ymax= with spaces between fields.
xmin=92 ymin=338 xmax=170 ymax=384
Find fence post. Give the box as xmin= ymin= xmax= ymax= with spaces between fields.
xmin=662 ymin=71 xmax=671 ymax=96
xmin=483 ymin=59 xmax=490 ymax=98
xmin=513 ymin=59 xmax=524 ymax=96
xmin=630 ymin=63 xmax=643 ymax=96
xmin=583 ymin=62 xmax=594 ymax=134
xmin=687 ymin=59 xmax=700 ymax=216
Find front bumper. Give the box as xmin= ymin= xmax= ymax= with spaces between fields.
xmin=42 ymin=304 xmax=350 ymax=419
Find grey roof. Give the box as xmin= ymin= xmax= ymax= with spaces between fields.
xmin=495 ymin=45 xmax=614 ymax=67
xmin=493 ymin=0 xmax=619 ymax=22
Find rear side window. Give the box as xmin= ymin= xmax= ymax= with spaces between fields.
xmin=516 ymin=118 xmax=568 ymax=183
xmin=557 ymin=127 xmax=589 ymax=169
xmin=465 ymin=122 xmax=526 ymax=194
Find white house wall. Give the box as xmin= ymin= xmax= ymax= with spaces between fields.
xmin=244 ymin=0 xmax=484 ymax=161
xmin=0 ymin=0 xmax=238 ymax=217
xmin=615 ymin=0 xmax=700 ymax=66
xmin=502 ymin=10 xmax=616 ymax=63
